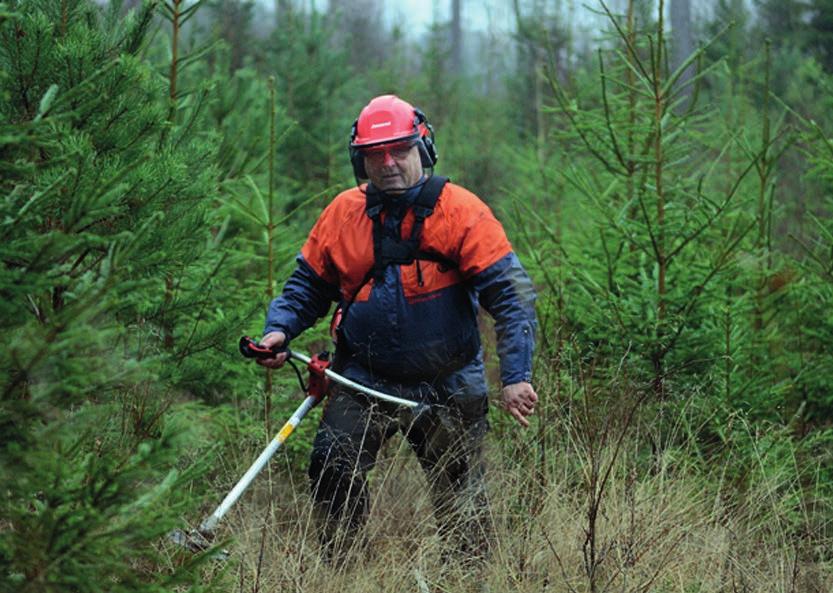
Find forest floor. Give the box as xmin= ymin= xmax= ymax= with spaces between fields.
xmin=165 ymin=423 xmax=832 ymax=593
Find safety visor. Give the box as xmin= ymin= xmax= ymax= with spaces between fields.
xmin=356 ymin=139 xmax=418 ymax=161
xmin=351 ymin=128 xmax=420 ymax=149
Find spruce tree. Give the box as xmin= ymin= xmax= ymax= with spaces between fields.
xmin=807 ymin=0 xmax=833 ymax=73
xmin=265 ymin=6 xmax=356 ymax=198
xmin=0 ymin=2 xmax=229 ymax=589
xmin=520 ymin=0 xmax=765 ymax=400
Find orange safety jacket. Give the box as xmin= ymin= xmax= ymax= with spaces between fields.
xmin=265 ymin=180 xmax=537 ymax=385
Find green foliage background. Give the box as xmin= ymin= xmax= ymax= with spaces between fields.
xmin=1 ymin=0 xmax=831 ymax=590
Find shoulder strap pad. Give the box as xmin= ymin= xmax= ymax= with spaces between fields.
xmin=411 ymin=175 xmax=448 ymax=220
xmin=364 ymin=176 xmax=452 ymax=285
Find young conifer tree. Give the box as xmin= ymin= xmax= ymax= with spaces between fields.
xmin=784 ymin=110 xmax=833 ymax=427
xmin=0 ymin=2 xmax=226 ymax=590
xmin=266 ymin=6 xmax=355 ymax=199
xmin=535 ymin=0 xmax=766 ymax=400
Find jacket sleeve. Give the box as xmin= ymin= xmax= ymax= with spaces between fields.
xmin=472 ymin=252 xmax=537 ymax=386
xmin=263 ymin=255 xmax=341 ymax=340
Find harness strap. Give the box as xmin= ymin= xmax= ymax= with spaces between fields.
xmin=332 ymin=177 xmax=456 ymax=352
xmin=365 ymin=176 xmax=453 ymax=284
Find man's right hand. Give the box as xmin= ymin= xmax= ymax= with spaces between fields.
xmin=255 ymin=331 xmax=289 ymax=369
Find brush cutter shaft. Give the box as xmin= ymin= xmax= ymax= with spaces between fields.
xmin=193 ymin=349 xmax=417 ymax=537
xmin=199 ymin=394 xmax=318 ymax=533
xmin=290 ymin=351 xmax=419 ymax=409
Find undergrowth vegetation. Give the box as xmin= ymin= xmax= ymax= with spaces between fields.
xmin=200 ymin=370 xmax=833 ymax=592
xmin=2 ymin=0 xmax=832 ymax=591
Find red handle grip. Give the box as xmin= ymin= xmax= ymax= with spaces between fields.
xmin=239 ymin=336 xmax=289 ymax=359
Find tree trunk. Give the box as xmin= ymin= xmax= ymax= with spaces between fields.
xmin=670 ymin=0 xmax=694 ymax=108
xmin=451 ymin=0 xmax=462 ymax=74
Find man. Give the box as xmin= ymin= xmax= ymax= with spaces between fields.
xmin=256 ymin=95 xmax=537 ymax=564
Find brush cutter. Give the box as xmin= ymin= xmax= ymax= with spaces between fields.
xmin=169 ymin=336 xmax=422 ymax=556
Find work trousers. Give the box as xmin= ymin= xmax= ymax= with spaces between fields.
xmin=307 ymin=358 xmax=492 ymax=565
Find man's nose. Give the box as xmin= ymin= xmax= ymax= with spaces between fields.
xmin=382 ymin=150 xmax=396 ymax=166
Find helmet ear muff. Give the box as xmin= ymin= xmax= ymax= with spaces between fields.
xmin=349 ymin=119 xmax=368 ymax=178
xmin=414 ymin=108 xmax=438 ymax=168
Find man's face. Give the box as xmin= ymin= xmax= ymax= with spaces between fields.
xmin=362 ymin=141 xmax=423 ymax=194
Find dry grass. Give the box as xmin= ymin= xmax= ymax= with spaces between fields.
xmin=184 ymin=407 xmax=831 ymax=593
xmin=166 ymin=362 xmax=832 ymax=593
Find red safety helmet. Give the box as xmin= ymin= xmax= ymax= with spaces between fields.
xmin=349 ymin=95 xmax=438 ymax=179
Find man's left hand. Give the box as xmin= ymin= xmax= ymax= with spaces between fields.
xmin=501 ymin=382 xmax=538 ymax=428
